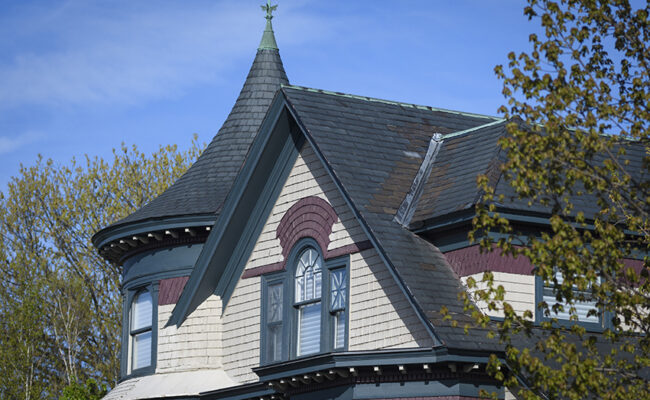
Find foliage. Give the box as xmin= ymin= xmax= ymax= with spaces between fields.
xmin=465 ymin=0 xmax=649 ymax=399
xmin=0 ymin=136 xmax=203 ymax=399
xmin=60 ymin=379 xmax=107 ymax=400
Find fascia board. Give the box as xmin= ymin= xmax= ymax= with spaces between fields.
xmin=167 ymin=92 xmax=293 ymax=327
xmin=92 ymin=214 xmax=216 ymax=249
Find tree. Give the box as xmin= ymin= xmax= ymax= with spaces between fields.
xmin=465 ymin=1 xmax=649 ymax=399
xmin=0 ymin=137 xmax=203 ymax=399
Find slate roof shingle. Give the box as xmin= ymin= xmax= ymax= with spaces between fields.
xmin=108 ymin=48 xmax=289 ymax=229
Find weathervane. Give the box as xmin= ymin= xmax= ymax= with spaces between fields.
xmin=261 ymin=0 xmax=277 ymax=20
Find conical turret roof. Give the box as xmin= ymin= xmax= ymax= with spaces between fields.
xmin=116 ymin=18 xmax=289 ymax=227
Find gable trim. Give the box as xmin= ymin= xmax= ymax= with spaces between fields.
xmin=282 ymin=88 xmax=443 ymax=347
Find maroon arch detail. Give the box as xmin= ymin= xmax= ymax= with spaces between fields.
xmin=276 ymin=196 xmax=339 ymax=261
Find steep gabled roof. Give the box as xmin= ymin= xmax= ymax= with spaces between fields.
xmin=169 ymin=85 xmax=504 ymax=352
xmin=281 ymin=86 xmax=501 ymax=350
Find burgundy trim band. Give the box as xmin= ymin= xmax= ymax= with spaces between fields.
xmin=158 ymin=276 xmax=189 ymax=305
xmin=242 ymin=240 xmax=373 ymax=279
xmin=444 ymin=245 xmax=535 ymax=277
xmin=445 ymin=245 xmax=645 ymax=278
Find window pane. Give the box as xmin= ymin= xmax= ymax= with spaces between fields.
xmin=132 ymin=291 xmax=152 ymax=331
xmin=295 ymin=248 xmax=322 ymax=302
xmin=297 ymin=302 xmax=321 ymax=356
xmin=334 ymin=310 xmax=346 ymax=349
xmin=543 ymin=272 xmax=599 ymax=323
xmin=132 ymin=331 xmax=151 ymax=369
xmin=330 ymin=269 xmax=346 ymax=311
xmin=267 ymin=324 xmax=283 ymax=362
xmin=267 ymin=283 xmax=283 ymax=323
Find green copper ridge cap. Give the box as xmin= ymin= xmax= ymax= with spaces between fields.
xmin=258 ymin=0 xmax=279 ymax=50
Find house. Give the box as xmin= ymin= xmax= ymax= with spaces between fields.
xmin=92 ymin=6 xmax=644 ymax=400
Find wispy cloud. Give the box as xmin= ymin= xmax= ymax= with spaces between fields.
xmin=0 ymin=0 xmax=350 ymax=109
xmin=0 ymin=131 xmax=42 ymax=154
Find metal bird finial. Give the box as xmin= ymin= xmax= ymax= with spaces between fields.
xmin=261 ymin=0 xmax=277 ymax=20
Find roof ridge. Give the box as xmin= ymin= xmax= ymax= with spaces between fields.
xmin=442 ymin=119 xmax=507 ymax=140
xmin=281 ymin=84 xmax=502 ymax=121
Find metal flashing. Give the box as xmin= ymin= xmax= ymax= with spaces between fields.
xmin=395 ymin=133 xmax=444 ymax=227
xmin=280 ymin=84 xmax=502 ymax=121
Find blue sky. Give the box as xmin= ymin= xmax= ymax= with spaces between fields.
xmin=0 ymin=0 xmax=537 ymax=189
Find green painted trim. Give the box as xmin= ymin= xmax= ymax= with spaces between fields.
xmin=119 ymin=282 xmax=159 ymax=380
xmin=216 ymin=115 xmax=304 ymax=307
xmin=253 ymin=346 xmax=499 ymax=381
xmin=282 ymin=89 xmax=443 ymax=347
xmin=201 ymin=382 xmax=272 ymax=400
xmin=93 ymin=214 xmax=216 ymax=250
xmin=260 ymin=239 xmax=351 ymax=365
xmin=281 ymin=84 xmax=501 ymax=121
xmin=442 ymin=119 xmax=506 ymax=139
xmin=534 ymin=275 xmax=610 ymax=332
xmin=167 ymin=92 xmax=294 ymax=327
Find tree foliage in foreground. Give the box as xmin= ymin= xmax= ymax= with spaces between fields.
xmin=464 ymin=0 xmax=649 ymax=399
xmin=0 ymin=137 xmax=203 ymax=399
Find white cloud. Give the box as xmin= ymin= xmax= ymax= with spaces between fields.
xmin=0 ymin=0 xmax=349 ymax=109
xmin=0 ymin=131 xmax=42 ymax=154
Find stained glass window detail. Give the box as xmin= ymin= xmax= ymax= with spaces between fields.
xmin=266 ymin=282 xmax=283 ymax=362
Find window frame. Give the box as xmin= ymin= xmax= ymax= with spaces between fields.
xmin=122 ymin=282 xmax=158 ymax=377
xmin=534 ymin=274 xmax=609 ymax=332
xmin=260 ymin=237 xmax=350 ymax=365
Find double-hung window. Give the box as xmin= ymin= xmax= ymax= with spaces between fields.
xmin=261 ymin=239 xmax=349 ymax=364
xmin=130 ymin=290 xmax=153 ymax=371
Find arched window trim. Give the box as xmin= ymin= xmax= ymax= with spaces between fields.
xmin=261 ymin=237 xmax=349 ymax=365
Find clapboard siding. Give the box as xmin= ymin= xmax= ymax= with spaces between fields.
xmin=461 ymin=272 xmax=535 ymax=319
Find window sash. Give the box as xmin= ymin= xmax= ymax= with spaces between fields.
xmin=132 ymin=330 xmax=152 ymax=370
xmin=297 ymin=302 xmax=321 ymax=356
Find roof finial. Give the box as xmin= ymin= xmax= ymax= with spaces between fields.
xmin=258 ymin=1 xmax=279 ymax=50
xmin=261 ymin=0 xmax=277 ymax=21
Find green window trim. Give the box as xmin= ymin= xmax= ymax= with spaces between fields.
xmin=534 ymin=274 xmax=610 ymax=332
xmin=122 ymin=282 xmax=158 ymax=378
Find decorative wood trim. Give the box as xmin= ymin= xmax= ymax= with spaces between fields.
xmin=242 ymin=261 xmax=285 ymax=279
xmin=276 ymin=196 xmax=338 ymax=260
xmin=243 ymin=240 xmax=373 ymax=279
xmin=325 ymin=240 xmax=372 ymax=259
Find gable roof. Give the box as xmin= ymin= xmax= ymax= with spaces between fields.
xmin=281 ymin=86 xmax=502 ymax=351
xmin=169 ymin=85 xmax=505 ymax=352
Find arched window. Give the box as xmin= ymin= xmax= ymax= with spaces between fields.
xmin=130 ymin=290 xmax=153 ymax=371
xmin=261 ymin=239 xmax=349 ymax=364
xmin=294 ymin=247 xmax=322 ymax=356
